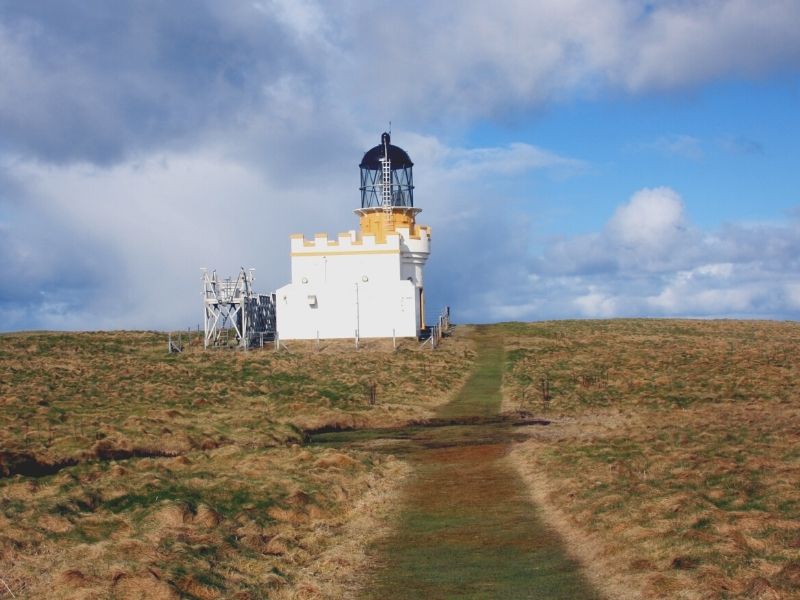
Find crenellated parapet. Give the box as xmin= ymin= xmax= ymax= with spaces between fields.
xmin=289 ymin=223 xmax=430 ymax=257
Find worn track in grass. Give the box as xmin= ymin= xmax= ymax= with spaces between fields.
xmin=325 ymin=327 xmax=599 ymax=599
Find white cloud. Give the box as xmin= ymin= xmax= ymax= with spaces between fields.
xmin=574 ymin=288 xmax=619 ymax=318
xmin=442 ymin=143 xmax=584 ymax=180
xmin=607 ymin=187 xmax=686 ymax=250
xmin=646 ymin=265 xmax=759 ymax=314
xmin=257 ymin=0 xmax=326 ymax=39
xmin=482 ymin=187 xmax=800 ymax=321
xmin=327 ymin=0 xmax=800 ymax=124
xmin=620 ymin=0 xmax=800 ymax=92
xmin=786 ymin=283 xmax=800 ymax=310
xmin=1 ymin=150 xmax=351 ymax=329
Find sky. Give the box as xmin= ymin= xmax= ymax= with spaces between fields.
xmin=1 ymin=0 xmax=800 ymax=331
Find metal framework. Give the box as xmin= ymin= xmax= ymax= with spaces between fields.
xmin=202 ymin=267 xmax=275 ymax=349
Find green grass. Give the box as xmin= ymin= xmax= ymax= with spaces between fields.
xmin=437 ymin=327 xmax=505 ymax=420
xmin=369 ymin=448 xmax=598 ymax=599
xmin=366 ymin=329 xmax=598 ymax=599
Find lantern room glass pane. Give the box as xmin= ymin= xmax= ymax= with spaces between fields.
xmin=359 ymin=165 xmax=414 ymax=208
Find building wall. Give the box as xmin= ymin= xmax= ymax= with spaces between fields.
xmin=275 ymin=279 xmax=418 ymax=339
xmin=275 ymin=225 xmax=430 ymax=340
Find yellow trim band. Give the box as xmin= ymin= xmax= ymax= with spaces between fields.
xmin=291 ymin=249 xmax=401 ymax=257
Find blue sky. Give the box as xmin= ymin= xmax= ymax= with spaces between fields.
xmin=1 ymin=1 xmax=800 ymax=330
xmin=506 ymin=78 xmax=800 ymax=231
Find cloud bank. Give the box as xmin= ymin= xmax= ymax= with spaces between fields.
xmin=2 ymin=1 xmax=799 ymax=164
xmin=1 ymin=1 xmax=799 ymax=329
xmin=465 ymin=187 xmax=800 ymax=322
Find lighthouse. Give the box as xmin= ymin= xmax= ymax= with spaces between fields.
xmin=275 ymin=133 xmax=431 ymax=340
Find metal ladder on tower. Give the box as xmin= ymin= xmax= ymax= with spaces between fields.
xmin=381 ymin=155 xmax=393 ymax=232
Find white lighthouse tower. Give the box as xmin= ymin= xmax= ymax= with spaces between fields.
xmin=275 ymin=133 xmax=431 ymax=340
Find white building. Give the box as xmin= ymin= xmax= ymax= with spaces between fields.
xmin=275 ymin=133 xmax=431 ymax=340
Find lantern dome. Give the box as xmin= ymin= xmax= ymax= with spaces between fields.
xmin=359 ymin=132 xmax=414 ymax=208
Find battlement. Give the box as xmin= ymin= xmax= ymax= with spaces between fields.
xmin=290 ymin=225 xmax=430 ymax=256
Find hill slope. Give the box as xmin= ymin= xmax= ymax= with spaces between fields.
xmin=2 ymin=320 xmax=799 ymax=599
xmin=503 ymin=319 xmax=800 ymax=598
xmin=0 ymin=331 xmax=474 ymax=599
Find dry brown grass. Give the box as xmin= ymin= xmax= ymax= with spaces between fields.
xmin=0 ymin=331 xmax=474 ymax=467
xmin=502 ymin=319 xmax=800 ymax=599
xmin=270 ymin=457 xmax=413 ymax=600
xmin=1 ymin=443 xmax=405 ymax=599
xmin=0 ymin=329 xmax=473 ymax=599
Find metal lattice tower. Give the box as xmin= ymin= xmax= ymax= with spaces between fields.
xmin=202 ymin=267 xmax=275 ymax=349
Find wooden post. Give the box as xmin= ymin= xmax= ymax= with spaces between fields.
xmin=540 ymin=377 xmax=551 ymax=410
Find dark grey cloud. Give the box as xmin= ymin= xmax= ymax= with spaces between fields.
xmin=0 ymin=183 xmax=120 ymax=330
xmin=0 ymin=1 xmax=306 ymax=164
xmin=3 ymin=1 xmax=800 ymax=167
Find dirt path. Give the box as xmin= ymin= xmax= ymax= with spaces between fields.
xmin=361 ymin=329 xmax=599 ymax=599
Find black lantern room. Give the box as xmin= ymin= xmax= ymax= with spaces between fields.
xmin=359 ymin=132 xmax=414 ymax=209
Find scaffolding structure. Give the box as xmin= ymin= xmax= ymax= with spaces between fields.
xmin=202 ymin=267 xmax=275 ymax=349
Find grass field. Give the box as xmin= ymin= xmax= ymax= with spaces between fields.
xmin=2 ymin=320 xmax=799 ymax=599
xmin=0 ymin=330 xmax=474 ymax=599
xmin=502 ymin=319 xmax=800 ymax=599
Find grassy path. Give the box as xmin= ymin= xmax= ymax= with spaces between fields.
xmin=364 ymin=328 xmax=598 ymax=599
